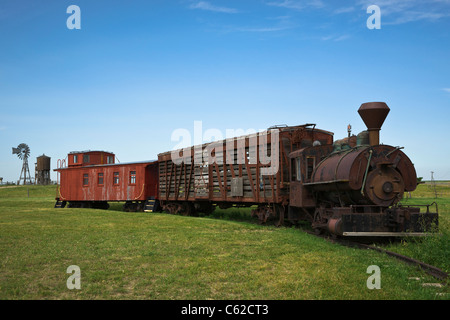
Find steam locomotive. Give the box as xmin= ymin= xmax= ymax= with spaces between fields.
xmin=54 ymin=102 xmax=438 ymax=237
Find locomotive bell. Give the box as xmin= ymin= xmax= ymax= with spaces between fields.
xmin=358 ymin=102 xmax=390 ymax=146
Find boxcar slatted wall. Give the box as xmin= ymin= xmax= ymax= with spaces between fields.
xmin=159 ymin=130 xmax=285 ymax=204
xmin=158 ymin=126 xmax=333 ymax=205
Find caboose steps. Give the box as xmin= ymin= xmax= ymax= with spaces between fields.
xmin=144 ymin=197 xmax=160 ymax=212
xmin=54 ymin=199 xmax=66 ymax=208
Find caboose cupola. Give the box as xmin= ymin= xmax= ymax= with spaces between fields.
xmin=68 ymin=150 xmax=115 ymax=167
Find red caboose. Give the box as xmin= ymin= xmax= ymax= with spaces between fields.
xmin=54 ymin=150 xmax=159 ymax=211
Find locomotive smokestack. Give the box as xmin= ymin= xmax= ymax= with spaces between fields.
xmin=358 ymin=102 xmax=390 ymax=146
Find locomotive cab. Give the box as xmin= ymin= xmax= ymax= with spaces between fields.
xmin=288 ymin=144 xmax=333 ymax=209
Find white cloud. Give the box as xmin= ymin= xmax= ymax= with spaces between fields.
xmin=266 ymin=0 xmax=324 ymax=11
xmin=356 ymin=0 xmax=450 ymax=24
xmin=321 ymin=34 xmax=351 ymax=41
xmin=189 ymin=1 xmax=239 ymax=13
xmin=233 ymin=26 xmax=291 ymax=32
xmin=333 ymin=6 xmax=356 ymax=14
xmin=333 ymin=34 xmax=351 ymax=41
xmin=442 ymin=88 xmax=450 ymax=93
xmin=225 ymin=14 xmax=296 ymax=33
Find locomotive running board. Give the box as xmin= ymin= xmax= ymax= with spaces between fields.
xmin=343 ymin=232 xmax=429 ymax=237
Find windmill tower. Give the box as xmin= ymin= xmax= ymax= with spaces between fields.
xmin=12 ymin=143 xmax=33 ymax=185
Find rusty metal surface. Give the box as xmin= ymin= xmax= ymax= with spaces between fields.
xmin=312 ymin=205 xmax=438 ymax=236
xmin=158 ymin=125 xmax=334 ymax=207
xmin=307 ymin=145 xmax=417 ymax=207
xmin=358 ymin=102 xmax=390 ymax=131
xmin=357 ymin=102 xmax=390 ymax=146
xmin=309 ymin=146 xmax=369 ymax=191
xmin=36 ymin=154 xmax=51 ymax=171
xmin=289 ymin=144 xmax=333 ymax=208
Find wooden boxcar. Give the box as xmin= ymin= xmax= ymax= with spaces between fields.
xmin=157 ymin=124 xmax=333 ymax=222
xmin=55 ymin=150 xmax=158 ymax=211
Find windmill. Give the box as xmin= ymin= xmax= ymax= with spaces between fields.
xmin=12 ymin=143 xmax=33 ymax=185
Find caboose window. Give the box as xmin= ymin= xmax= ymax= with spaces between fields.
xmin=83 ymin=154 xmax=90 ymax=163
xmin=98 ymin=173 xmax=104 ymax=185
xmin=73 ymin=155 xmax=78 ymax=163
xmin=113 ymin=172 xmax=119 ymax=185
xmin=83 ymin=174 xmax=89 ymax=186
xmin=107 ymin=156 xmax=114 ymax=164
xmin=130 ymin=171 xmax=136 ymax=184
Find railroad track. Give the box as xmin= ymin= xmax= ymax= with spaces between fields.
xmin=178 ymin=209 xmax=449 ymax=283
xmin=244 ymin=215 xmax=448 ymax=283
xmin=230 ymin=215 xmax=448 ymax=283
xmin=305 ymin=230 xmax=449 ymax=283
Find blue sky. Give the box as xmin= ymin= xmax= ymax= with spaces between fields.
xmin=1 ymin=0 xmax=449 ymax=183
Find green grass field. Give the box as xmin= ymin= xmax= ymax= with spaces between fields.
xmin=0 ymin=184 xmax=448 ymax=300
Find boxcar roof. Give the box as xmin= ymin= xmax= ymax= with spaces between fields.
xmin=158 ymin=124 xmax=334 ymax=157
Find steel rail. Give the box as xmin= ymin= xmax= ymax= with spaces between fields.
xmin=306 ymin=230 xmax=448 ymax=283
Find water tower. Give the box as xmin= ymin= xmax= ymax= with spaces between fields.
xmin=35 ymin=154 xmax=51 ymax=185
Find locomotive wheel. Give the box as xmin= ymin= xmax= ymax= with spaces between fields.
xmin=312 ymin=206 xmax=329 ymax=235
